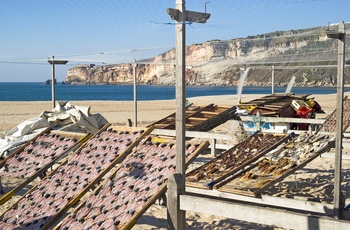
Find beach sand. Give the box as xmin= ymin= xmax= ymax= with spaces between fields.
xmin=0 ymin=93 xmax=349 ymax=229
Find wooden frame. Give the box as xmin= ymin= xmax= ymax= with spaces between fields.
xmin=214 ymin=133 xmax=335 ymax=197
xmin=186 ymin=133 xmax=291 ymax=189
xmin=0 ymin=129 xmax=89 ymax=205
xmin=52 ymin=138 xmax=209 ymax=230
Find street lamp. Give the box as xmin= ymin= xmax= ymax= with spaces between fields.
xmin=166 ymin=1 xmax=210 ymax=229
xmin=48 ymin=56 xmax=68 ymax=109
xmin=205 ymin=2 xmax=210 ymax=13
xmin=326 ymin=21 xmax=346 ymax=219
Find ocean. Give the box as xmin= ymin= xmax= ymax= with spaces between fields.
xmin=0 ymin=82 xmax=348 ymax=101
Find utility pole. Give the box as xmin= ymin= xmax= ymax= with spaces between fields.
xmin=271 ymin=65 xmax=275 ymax=94
xmin=326 ymin=21 xmax=346 ymax=219
xmin=166 ymin=1 xmax=210 ymax=229
xmin=132 ymin=59 xmax=138 ymax=127
xmin=48 ymin=56 xmax=68 ymax=109
xmin=334 ymin=20 xmax=346 ymax=219
xmin=51 ymin=56 xmax=56 ymax=109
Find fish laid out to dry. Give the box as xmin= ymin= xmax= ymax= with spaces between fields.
xmin=56 ymin=139 xmax=206 ymax=230
xmin=186 ymin=133 xmax=289 ymax=189
xmin=0 ymin=133 xmax=77 ymax=179
xmin=214 ymin=132 xmax=335 ymax=196
xmin=0 ymin=126 xmax=146 ymax=230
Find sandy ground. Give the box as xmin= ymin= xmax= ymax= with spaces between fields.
xmin=0 ymin=93 xmax=350 ymax=229
xmin=0 ymin=93 xmax=342 ymax=132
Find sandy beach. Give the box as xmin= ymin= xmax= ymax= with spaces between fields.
xmin=0 ymin=93 xmax=342 ymax=132
xmin=0 ymin=93 xmax=350 ymax=229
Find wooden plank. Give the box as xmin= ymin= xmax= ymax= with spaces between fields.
xmin=152 ymin=129 xmax=235 ymax=140
xmin=187 ymin=117 xmax=207 ymax=121
xmin=186 ymin=187 xmax=334 ymax=215
xmin=149 ymin=104 xmax=236 ymax=132
xmin=180 ymin=194 xmax=350 ymax=230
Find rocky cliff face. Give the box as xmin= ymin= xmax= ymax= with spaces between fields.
xmin=65 ymin=27 xmax=348 ymax=87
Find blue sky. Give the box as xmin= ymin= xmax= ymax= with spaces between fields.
xmin=0 ymin=0 xmax=349 ymax=82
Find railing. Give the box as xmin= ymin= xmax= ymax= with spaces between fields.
xmin=152 ymin=115 xmax=350 ymax=157
xmin=152 ymin=129 xmax=233 ymax=156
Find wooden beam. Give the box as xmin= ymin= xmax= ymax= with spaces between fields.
xmin=152 ymin=129 xmax=233 ymax=140
xmin=186 ymin=186 xmax=333 ymax=215
xmin=180 ymin=194 xmax=350 ymax=229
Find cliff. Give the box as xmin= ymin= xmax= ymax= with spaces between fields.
xmin=64 ymin=26 xmax=349 ymax=87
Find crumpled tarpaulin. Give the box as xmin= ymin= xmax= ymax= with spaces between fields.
xmin=0 ymin=101 xmax=108 ymax=158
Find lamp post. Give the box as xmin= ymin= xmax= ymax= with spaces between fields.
xmin=166 ymin=1 xmax=210 ymax=229
xmin=326 ymin=21 xmax=346 ymax=219
xmin=48 ymin=56 xmax=68 ymax=109
xmin=132 ymin=59 xmax=138 ymax=127
xmin=205 ymin=1 xmax=209 ymax=13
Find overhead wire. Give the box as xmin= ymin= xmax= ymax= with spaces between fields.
xmin=0 ymin=1 xmax=349 ymax=69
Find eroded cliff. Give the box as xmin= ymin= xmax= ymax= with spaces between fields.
xmin=65 ymin=26 xmax=348 ymax=87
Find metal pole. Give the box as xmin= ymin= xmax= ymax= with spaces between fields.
xmin=51 ymin=56 xmax=56 ymax=109
xmin=205 ymin=1 xmax=209 ymax=13
xmin=334 ymin=21 xmax=345 ymax=219
xmin=132 ymin=59 xmax=138 ymax=127
xmin=271 ymin=65 xmax=275 ymax=94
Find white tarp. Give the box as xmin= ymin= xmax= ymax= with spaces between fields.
xmin=0 ymin=101 xmax=108 ymax=157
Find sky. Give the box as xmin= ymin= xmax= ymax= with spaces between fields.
xmin=0 ymin=0 xmax=349 ymax=82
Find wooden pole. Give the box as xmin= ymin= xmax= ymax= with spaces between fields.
xmin=174 ymin=0 xmax=186 ymax=228
xmin=166 ymin=2 xmax=209 ymax=228
xmin=334 ymin=21 xmax=346 ymax=219
xmin=175 ymin=0 xmax=186 ymax=187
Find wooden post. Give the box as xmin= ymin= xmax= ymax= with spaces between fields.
xmin=166 ymin=1 xmax=209 ymax=228
xmin=334 ymin=21 xmax=346 ymax=219
xmin=174 ymin=0 xmax=186 ymax=229
xmin=211 ymin=138 xmax=217 ymax=157
xmin=167 ymin=173 xmax=185 ymax=230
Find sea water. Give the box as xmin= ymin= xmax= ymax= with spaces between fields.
xmin=0 ymin=82 xmax=348 ymax=101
